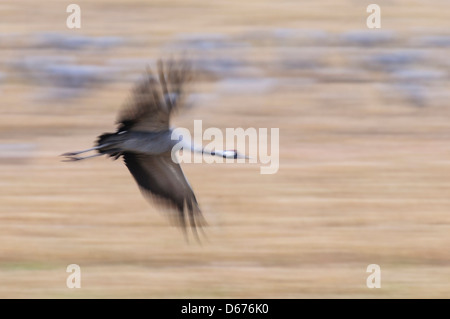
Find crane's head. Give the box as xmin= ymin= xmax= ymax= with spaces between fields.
xmin=208 ymin=149 xmax=250 ymax=159
xmin=220 ymin=149 xmax=249 ymax=159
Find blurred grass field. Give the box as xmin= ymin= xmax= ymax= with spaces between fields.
xmin=1 ymin=0 xmax=450 ymax=298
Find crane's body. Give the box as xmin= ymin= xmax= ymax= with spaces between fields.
xmin=99 ymin=130 xmax=177 ymax=155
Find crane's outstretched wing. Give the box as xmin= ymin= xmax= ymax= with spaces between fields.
xmin=117 ymin=59 xmax=192 ymax=132
xmin=123 ymin=152 xmax=205 ymax=238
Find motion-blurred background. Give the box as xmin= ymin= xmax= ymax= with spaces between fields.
xmin=1 ymin=0 xmax=449 ymax=298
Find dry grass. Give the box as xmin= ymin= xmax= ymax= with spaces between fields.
xmin=0 ymin=0 xmax=450 ymax=298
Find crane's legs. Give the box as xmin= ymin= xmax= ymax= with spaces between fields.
xmin=61 ymin=146 xmax=102 ymax=157
xmin=61 ymin=153 xmax=104 ymax=162
xmin=61 ymin=144 xmax=112 ymax=161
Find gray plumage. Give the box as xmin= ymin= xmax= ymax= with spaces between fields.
xmin=62 ymin=59 xmax=245 ymax=240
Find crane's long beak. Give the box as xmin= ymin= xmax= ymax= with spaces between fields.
xmin=236 ymin=153 xmax=251 ymax=160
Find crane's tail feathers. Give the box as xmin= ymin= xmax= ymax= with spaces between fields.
xmin=95 ymin=132 xmax=128 ymax=159
xmin=60 ymin=134 xmax=121 ymax=162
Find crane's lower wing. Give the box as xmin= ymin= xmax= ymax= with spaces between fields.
xmin=123 ymin=152 xmax=205 ymax=237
